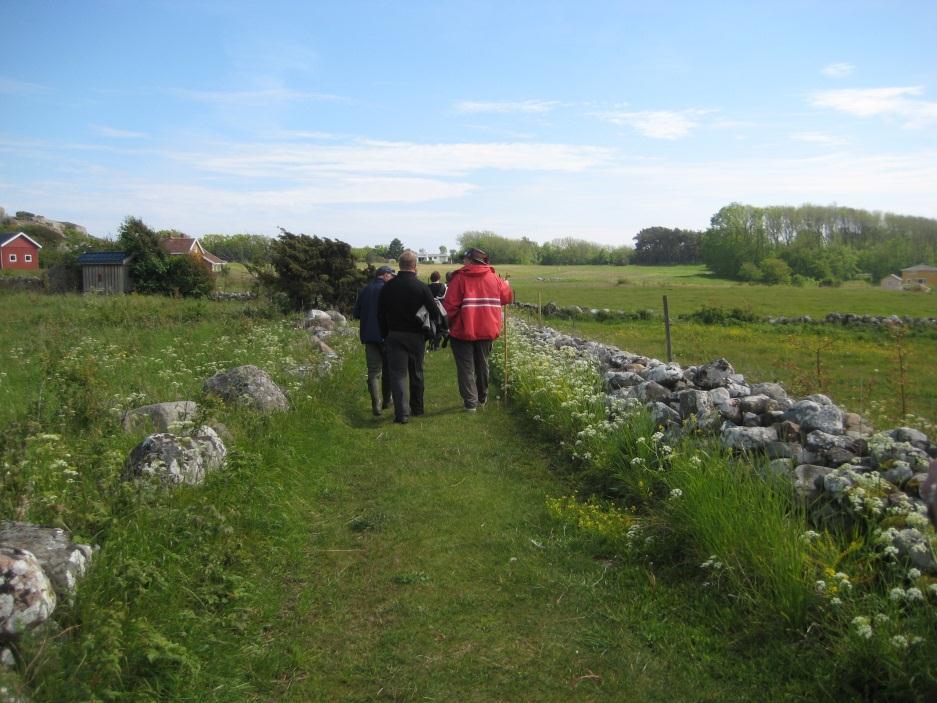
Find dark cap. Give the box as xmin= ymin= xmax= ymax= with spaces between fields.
xmin=463 ymin=247 xmax=489 ymax=264
xmin=376 ymin=265 xmax=396 ymax=276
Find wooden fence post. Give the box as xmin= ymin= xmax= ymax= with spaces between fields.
xmin=663 ymin=295 xmax=673 ymax=363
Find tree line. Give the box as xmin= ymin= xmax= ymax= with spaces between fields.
xmin=700 ymin=203 xmax=937 ymax=284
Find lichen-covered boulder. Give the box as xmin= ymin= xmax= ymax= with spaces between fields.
xmin=750 ymin=382 xmax=788 ymax=400
xmin=204 ymin=365 xmax=288 ymax=412
xmin=634 ymin=381 xmax=671 ymax=404
xmin=324 ymin=310 xmax=347 ymax=326
xmin=0 ymin=547 xmax=56 ymax=637
xmin=786 ymin=399 xmax=845 ymax=435
xmin=649 ymin=401 xmax=681 ymax=428
xmin=642 ymin=363 xmax=684 ymax=388
xmin=0 ymin=523 xmax=92 ymax=598
xmin=721 ymin=424 xmax=778 ymax=452
xmin=122 ymin=400 xmax=199 ymax=434
xmin=604 ymin=370 xmax=643 ymax=391
xmin=709 ymin=387 xmax=741 ymax=423
xmin=123 ymin=426 xmax=227 ymax=485
xmin=677 ymin=390 xmax=723 ymax=431
xmin=794 ymin=464 xmax=833 ymax=502
xmin=695 ymin=358 xmax=735 ymax=389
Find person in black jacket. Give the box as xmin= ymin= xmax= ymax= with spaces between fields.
xmin=352 ymin=265 xmax=396 ymax=416
xmin=377 ymin=250 xmax=442 ymax=424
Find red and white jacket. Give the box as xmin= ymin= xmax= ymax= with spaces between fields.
xmin=442 ymin=263 xmax=513 ymax=341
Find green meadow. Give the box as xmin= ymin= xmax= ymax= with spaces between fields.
xmin=0 ymin=292 xmax=833 ymax=701
xmin=484 ymin=264 xmax=936 ymax=428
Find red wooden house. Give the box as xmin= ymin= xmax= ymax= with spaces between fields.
xmin=158 ymin=235 xmax=226 ymax=272
xmin=0 ymin=231 xmax=42 ymax=270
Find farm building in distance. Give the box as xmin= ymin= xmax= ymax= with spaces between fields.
xmin=159 ymin=235 xmax=226 ymax=272
xmin=901 ymin=264 xmax=937 ymax=287
xmin=415 ymin=248 xmax=450 ymax=265
xmin=77 ymin=251 xmax=134 ymax=294
xmin=880 ymin=274 xmax=903 ymax=291
xmin=0 ymin=231 xmax=42 ymax=270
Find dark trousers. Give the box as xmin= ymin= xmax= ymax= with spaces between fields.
xmin=450 ymin=337 xmax=493 ymax=409
xmin=363 ymin=341 xmax=391 ymax=410
xmin=385 ymin=330 xmax=426 ymax=421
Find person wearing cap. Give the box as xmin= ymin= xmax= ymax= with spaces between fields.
xmin=352 ymin=265 xmax=396 ymax=416
xmin=442 ymin=247 xmax=513 ymax=412
xmin=377 ymin=250 xmax=443 ymax=424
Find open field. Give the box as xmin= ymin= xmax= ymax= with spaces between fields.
xmin=495 ymin=264 xmax=937 ymax=319
xmin=459 ymin=264 xmax=937 ymax=428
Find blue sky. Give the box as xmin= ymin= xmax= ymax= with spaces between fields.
xmin=2 ymin=1 xmax=936 ymax=251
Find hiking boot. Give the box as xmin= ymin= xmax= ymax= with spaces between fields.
xmin=463 ymin=407 xmax=476 ymax=414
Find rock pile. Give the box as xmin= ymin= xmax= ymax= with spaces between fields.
xmin=513 ymin=318 xmax=937 ymax=570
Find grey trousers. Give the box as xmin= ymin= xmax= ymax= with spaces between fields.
xmin=385 ymin=330 xmax=426 ymax=421
xmin=449 ymin=337 xmax=493 ymax=409
xmin=364 ymin=341 xmax=391 ymax=409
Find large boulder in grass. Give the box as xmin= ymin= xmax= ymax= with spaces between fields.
xmin=0 ymin=547 xmax=56 ymax=637
xmin=123 ymin=426 xmax=227 ymax=485
xmin=0 ymin=523 xmax=92 ymax=599
xmin=122 ymin=401 xmax=199 ymax=434
xmin=204 ymin=365 xmax=288 ymax=412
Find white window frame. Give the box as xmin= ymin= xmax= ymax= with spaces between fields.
xmin=24 ymin=254 xmax=32 ymax=263
xmin=8 ymin=254 xmax=16 ymax=263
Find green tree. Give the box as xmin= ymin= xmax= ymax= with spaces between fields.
xmin=118 ymin=216 xmax=170 ymax=294
xmin=759 ymin=257 xmax=792 ymax=285
xmin=117 ymin=216 xmax=214 ymax=296
xmin=252 ymin=230 xmax=367 ymax=311
xmin=632 ymin=227 xmax=702 ymax=264
xmin=387 ymin=238 xmax=405 ymax=260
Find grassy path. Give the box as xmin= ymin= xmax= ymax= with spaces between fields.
xmin=239 ymin=348 xmax=819 ymax=702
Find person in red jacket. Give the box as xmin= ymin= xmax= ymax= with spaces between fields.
xmin=442 ymin=248 xmax=513 ymax=412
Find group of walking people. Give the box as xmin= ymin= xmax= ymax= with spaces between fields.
xmin=351 ymin=247 xmax=513 ymax=424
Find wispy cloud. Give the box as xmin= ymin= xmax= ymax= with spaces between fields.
xmin=170 ymin=87 xmax=343 ymax=105
xmin=453 ymin=100 xmax=559 ymax=114
xmin=0 ymin=77 xmax=47 ymax=94
xmin=174 ymin=139 xmax=614 ymax=178
xmin=821 ymin=62 xmax=855 ymax=78
xmin=594 ymin=109 xmax=709 ymax=140
xmin=92 ymin=125 xmax=149 ymax=139
xmin=790 ymin=131 xmax=848 ymax=146
xmin=811 ymin=86 xmax=937 ymax=127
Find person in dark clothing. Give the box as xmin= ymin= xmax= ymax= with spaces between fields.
xmin=377 ymin=250 xmax=442 ymax=424
xmin=427 ymin=271 xmax=449 ymax=352
xmin=428 ymin=270 xmax=447 ymax=299
xmin=352 ymin=265 xmax=395 ymax=416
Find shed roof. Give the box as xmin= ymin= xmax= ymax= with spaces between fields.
xmin=77 ymin=251 xmax=132 ymax=265
xmin=902 ymin=263 xmax=937 ymax=273
xmin=0 ymin=231 xmax=43 ymax=248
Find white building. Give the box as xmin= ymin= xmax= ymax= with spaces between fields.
xmin=416 ymin=249 xmax=450 ymax=265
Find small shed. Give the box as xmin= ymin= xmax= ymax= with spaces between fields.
xmin=77 ymin=251 xmax=134 ymax=294
xmin=880 ymin=274 xmax=903 ymax=291
xmin=901 ymin=264 xmax=937 ymax=287
xmin=0 ymin=231 xmax=42 ymax=270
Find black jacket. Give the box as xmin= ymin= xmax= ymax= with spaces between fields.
xmin=351 ymin=276 xmax=386 ymax=343
xmin=378 ymin=270 xmax=441 ymax=337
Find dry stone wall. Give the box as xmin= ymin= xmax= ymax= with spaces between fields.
xmin=511 ymin=318 xmax=937 ymax=572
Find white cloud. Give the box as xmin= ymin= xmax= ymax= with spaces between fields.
xmin=453 ymin=99 xmax=559 ymax=114
xmin=821 ymin=62 xmax=855 ymax=78
xmin=173 ymin=139 xmax=614 ymax=178
xmin=790 ymin=131 xmax=848 ymax=146
xmin=811 ymin=86 xmax=937 ymax=127
xmin=170 ymin=87 xmax=342 ymax=105
xmin=92 ymin=125 xmax=149 ymax=139
xmin=594 ymin=109 xmax=708 ymax=140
